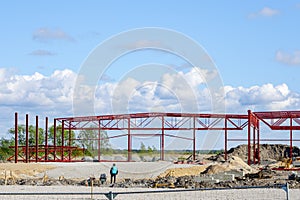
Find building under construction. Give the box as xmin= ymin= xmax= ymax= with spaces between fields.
xmin=11 ymin=110 xmax=300 ymax=165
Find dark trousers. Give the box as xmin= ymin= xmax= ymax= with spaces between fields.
xmin=110 ymin=174 xmax=116 ymax=184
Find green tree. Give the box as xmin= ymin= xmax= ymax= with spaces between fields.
xmin=49 ymin=125 xmax=76 ymax=146
xmin=77 ymin=127 xmax=111 ymax=156
xmin=140 ymin=142 xmax=146 ymax=153
xmin=0 ymin=137 xmax=14 ymax=160
xmin=8 ymin=125 xmax=44 ymax=146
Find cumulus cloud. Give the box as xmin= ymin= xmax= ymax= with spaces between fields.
xmin=249 ymin=7 xmax=280 ymax=18
xmin=29 ymin=49 xmax=56 ymax=56
xmin=1 ymin=67 xmax=300 ymax=137
xmin=33 ymin=28 xmax=75 ymax=42
xmin=224 ymin=83 xmax=299 ymax=112
xmin=275 ymin=50 xmax=300 ymax=66
xmin=0 ymin=68 xmax=76 ymax=110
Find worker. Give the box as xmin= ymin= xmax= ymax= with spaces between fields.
xmin=110 ymin=163 xmax=118 ymax=184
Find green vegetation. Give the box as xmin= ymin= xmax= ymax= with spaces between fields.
xmin=0 ymin=125 xmax=224 ymax=161
xmin=0 ymin=125 xmax=112 ymax=161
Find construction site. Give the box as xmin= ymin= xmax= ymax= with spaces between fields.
xmin=1 ymin=110 xmax=300 ymax=187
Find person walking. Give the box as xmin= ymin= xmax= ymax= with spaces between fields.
xmin=110 ymin=163 xmax=118 ymax=184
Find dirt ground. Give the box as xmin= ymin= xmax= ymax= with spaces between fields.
xmin=0 ymin=163 xmax=56 ymax=179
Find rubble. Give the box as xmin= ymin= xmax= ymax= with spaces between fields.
xmin=2 ymin=144 xmax=300 ymax=190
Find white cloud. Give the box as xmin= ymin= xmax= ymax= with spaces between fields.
xmin=1 ymin=67 xmax=300 ymax=138
xmin=33 ymin=28 xmax=75 ymax=42
xmin=224 ymin=83 xmax=298 ymax=112
xmin=249 ymin=7 xmax=280 ymax=18
xmin=276 ymin=50 xmax=300 ymax=66
xmin=29 ymin=49 xmax=56 ymax=56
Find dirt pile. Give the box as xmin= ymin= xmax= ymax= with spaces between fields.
xmin=201 ymin=156 xmax=255 ymax=175
xmin=157 ymin=165 xmax=207 ymax=178
xmin=210 ymin=144 xmax=300 ymax=162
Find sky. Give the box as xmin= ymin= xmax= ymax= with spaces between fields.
xmin=1 ymin=1 xmax=300 ymax=149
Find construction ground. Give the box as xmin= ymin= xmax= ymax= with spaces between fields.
xmin=1 ymin=144 xmax=300 ymax=190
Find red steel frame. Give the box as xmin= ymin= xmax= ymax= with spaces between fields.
xmin=54 ymin=112 xmax=248 ymax=162
xmin=11 ymin=110 xmax=300 ymax=164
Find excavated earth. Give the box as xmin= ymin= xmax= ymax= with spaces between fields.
xmin=1 ymin=144 xmax=300 ymax=189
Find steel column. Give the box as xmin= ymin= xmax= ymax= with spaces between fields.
xmin=53 ymin=119 xmax=56 ymax=161
xmin=35 ymin=116 xmax=38 ymax=163
xmin=68 ymin=121 xmax=71 ymax=161
xmin=98 ymin=120 xmax=101 ymax=161
xmin=193 ymin=116 xmax=196 ymax=161
xmin=225 ymin=117 xmax=228 ymax=161
xmin=257 ymin=120 xmax=260 ymax=163
xmin=25 ymin=114 xmax=29 ymax=163
xmin=161 ymin=116 xmax=165 ymax=161
xmin=290 ymin=117 xmax=293 ymax=159
xmin=128 ymin=118 xmax=131 ymax=161
xmin=61 ymin=120 xmax=65 ymax=161
xmin=247 ymin=110 xmax=251 ymax=165
xmin=45 ymin=117 xmax=48 ymax=162
xmin=14 ymin=112 xmax=18 ymax=163
xmin=253 ymin=125 xmax=256 ymax=164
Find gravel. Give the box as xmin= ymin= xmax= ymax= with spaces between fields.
xmin=0 ymin=185 xmax=299 ymax=200
xmin=38 ymin=161 xmax=199 ymax=180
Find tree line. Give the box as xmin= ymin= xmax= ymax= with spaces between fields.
xmin=0 ymin=125 xmax=111 ymax=160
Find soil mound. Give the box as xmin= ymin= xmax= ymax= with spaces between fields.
xmin=211 ymin=144 xmax=300 ymax=162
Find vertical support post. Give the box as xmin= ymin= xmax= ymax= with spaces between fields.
xmin=193 ymin=116 xmax=196 ymax=161
xmin=257 ymin=119 xmax=260 ymax=164
xmin=35 ymin=115 xmax=39 ymax=163
xmin=14 ymin=112 xmax=18 ymax=163
xmin=53 ymin=119 xmax=56 ymax=161
xmin=61 ymin=120 xmax=65 ymax=161
xmin=247 ymin=110 xmax=251 ymax=165
xmin=225 ymin=117 xmax=228 ymax=161
xmin=98 ymin=120 xmax=101 ymax=161
xmin=253 ymin=125 xmax=256 ymax=164
xmin=127 ymin=118 xmax=131 ymax=162
xmin=25 ymin=114 xmax=29 ymax=163
xmin=290 ymin=117 xmax=293 ymax=159
xmin=68 ymin=121 xmax=71 ymax=161
xmin=161 ymin=115 xmax=165 ymax=161
xmin=45 ymin=117 xmax=48 ymax=162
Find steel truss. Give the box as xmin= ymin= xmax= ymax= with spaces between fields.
xmin=11 ymin=110 xmax=300 ymax=164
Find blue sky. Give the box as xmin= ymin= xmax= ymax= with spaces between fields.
xmin=1 ymin=1 xmax=300 ymax=149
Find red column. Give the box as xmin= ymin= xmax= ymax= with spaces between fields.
xmin=257 ymin=120 xmax=260 ymax=163
xmin=161 ymin=116 xmax=165 ymax=161
xmin=98 ymin=120 xmax=101 ymax=161
xmin=225 ymin=117 xmax=228 ymax=161
xmin=35 ymin=116 xmax=39 ymax=163
xmin=247 ymin=110 xmax=251 ymax=165
xmin=193 ymin=116 xmax=196 ymax=161
xmin=53 ymin=119 xmax=56 ymax=161
xmin=68 ymin=122 xmax=71 ymax=161
xmin=128 ymin=118 xmax=131 ymax=161
xmin=14 ymin=112 xmax=18 ymax=163
xmin=290 ymin=117 xmax=293 ymax=159
xmin=253 ymin=125 xmax=256 ymax=164
xmin=45 ymin=117 xmax=48 ymax=162
xmin=61 ymin=120 xmax=65 ymax=161
xmin=25 ymin=114 xmax=29 ymax=163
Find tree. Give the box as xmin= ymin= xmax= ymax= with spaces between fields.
xmin=77 ymin=126 xmax=111 ymax=156
xmin=0 ymin=137 xmax=14 ymax=160
xmin=49 ymin=125 xmax=76 ymax=146
xmin=8 ymin=125 xmax=44 ymax=146
xmin=140 ymin=142 xmax=146 ymax=154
